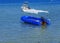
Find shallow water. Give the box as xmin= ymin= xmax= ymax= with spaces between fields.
xmin=0 ymin=3 xmax=60 ymax=43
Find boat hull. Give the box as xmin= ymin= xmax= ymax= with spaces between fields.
xmin=21 ymin=16 xmax=50 ymax=25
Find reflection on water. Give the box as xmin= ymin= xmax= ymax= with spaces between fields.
xmin=21 ymin=22 xmax=49 ymax=29
xmin=20 ymin=22 xmax=48 ymax=33
xmin=41 ymin=24 xmax=48 ymax=29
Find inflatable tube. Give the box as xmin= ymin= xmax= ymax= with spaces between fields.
xmin=21 ymin=16 xmax=51 ymax=25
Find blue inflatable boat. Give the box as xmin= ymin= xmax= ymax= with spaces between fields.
xmin=21 ymin=16 xmax=51 ymax=25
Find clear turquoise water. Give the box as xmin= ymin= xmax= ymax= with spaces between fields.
xmin=0 ymin=3 xmax=60 ymax=43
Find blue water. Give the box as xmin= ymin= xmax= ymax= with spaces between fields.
xmin=0 ymin=0 xmax=60 ymax=4
xmin=0 ymin=3 xmax=60 ymax=43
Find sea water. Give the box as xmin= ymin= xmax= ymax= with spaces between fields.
xmin=0 ymin=3 xmax=60 ymax=43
